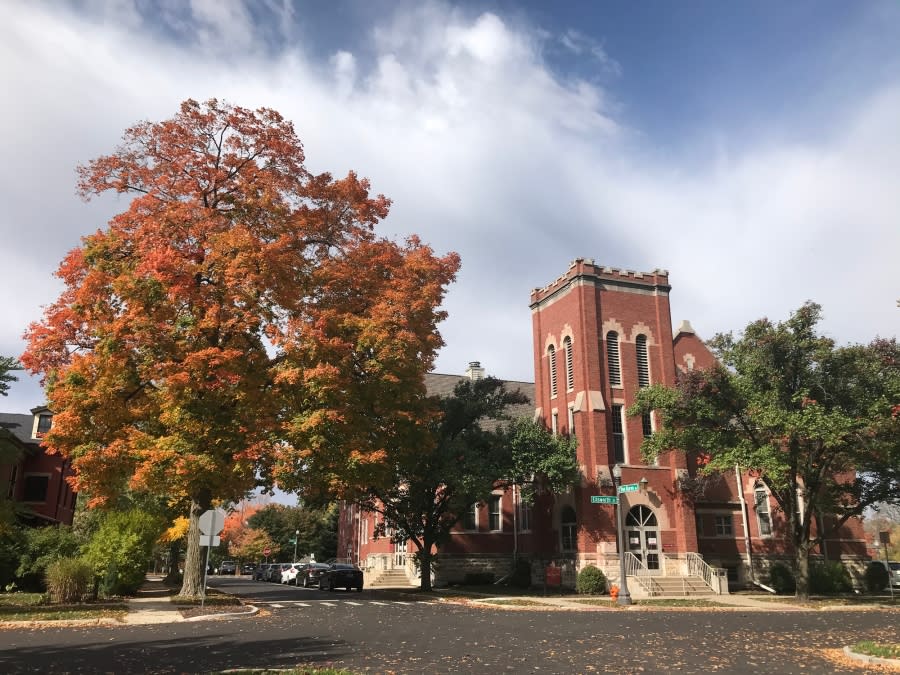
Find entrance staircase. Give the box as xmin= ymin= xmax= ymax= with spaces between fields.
xmin=625 ymin=552 xmax=726 ymax=598
xmin=367 ymin=568 xmax=415 ymax=588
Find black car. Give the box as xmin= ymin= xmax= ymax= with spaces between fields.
xmin=219 ymin=560 xmax=237 ymax=575
xmin=241 ymin=562 xmax=257 ymax=575
xmin=253 ymin=564 xmax=269 ymax=581
xmin=299 ymin=563 xmax=330 ymax=588
xmin=318 ymin=563 xmax=364 ymax=592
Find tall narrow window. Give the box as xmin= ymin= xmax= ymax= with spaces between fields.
xmin=561 ymin=506 xmax=577 ymax=551
xmin=563 ymin=336 xmax=574 ymax=391
xmin=548 ymin=345 xmax=558 ymax=398
xmin=642 ymin=411 xmax=653 ymax=438
xmin=567 ymin=406 xmax=576 ymax=437
xmin=488 ymin=495 xmax=502 ymax=531
xmin=755 ymin=487 xmax=772 ymax=536
xmin=606 ymin=332 xmax=621 ymax=387
xmin=551 ymin=411 xmax=558 ymax=435
xmin=518 ymin=500 xmax=532 ymax=532
xmin=636 ymin=334 xmax=650 ymax=388
xmin=611 ymin=404 xmax=625 ymax=464
xmin=463 ymin=503 xmax=478 ymax=530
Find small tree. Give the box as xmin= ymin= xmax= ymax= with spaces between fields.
xmin=576 ymin=565 xmax=607 ymax=594
xmin=0 ymin=356 xmax=20 ymax=397
xmin=82 ymin=509 xmax=165 ymax=596
xmin=356 ymin=378 xmax=578 ymax=591
xmin=16 ymin=525 xmax=81 ymax=591
xmin=631 ymin=303 xmax=900 ymax=599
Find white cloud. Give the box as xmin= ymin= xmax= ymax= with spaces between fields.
xmin=0 ymin=0 xmax=897 ymax=417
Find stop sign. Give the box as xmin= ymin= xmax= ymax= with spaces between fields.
xmin=263 ymin=547 xmax=271 ymax=556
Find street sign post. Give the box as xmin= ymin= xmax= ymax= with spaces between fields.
xmin=590 ymin=495 xmax=619 ymax=504
xmin=198 ymin=508 xmax=226 ymax=607
xmin=618 ymin=483 xmax=639 ymax=494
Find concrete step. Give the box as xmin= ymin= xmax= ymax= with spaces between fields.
xmin=628 ymin=575 xmax=716 ymax=597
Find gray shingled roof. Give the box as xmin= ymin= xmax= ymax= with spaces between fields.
xmin=424 ymin=372 xmax=535 ymax=431
xmin=0 ymin=413 xmax=35 ymax=446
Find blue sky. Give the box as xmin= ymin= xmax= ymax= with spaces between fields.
xmin=2 ymin=0 xmax=899 ymax=417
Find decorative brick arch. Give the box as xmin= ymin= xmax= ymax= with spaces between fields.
xmin=601 ymin=319 xmax=625 ymax=340
xmin=628 ymin=322 xmax=656 ymax=344
xmin=544 ymin=333 xmax=558 ymax=352
xmin=560 ymin=323 xmax=575 ymax=344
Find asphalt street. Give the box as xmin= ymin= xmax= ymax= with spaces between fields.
xmin=1 ymin=577 xmax=897 ymax=674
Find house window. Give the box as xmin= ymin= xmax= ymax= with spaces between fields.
xmin=463 ymin=502 xmax=478 ymax=531
xmin=551 ymin=411 xmax=558 ymax=436
xmin=488 ymin=495 xmax=502 ymax=531
xmin=567 ymin=406 xmax=576 ymax=437
xmin=606 ymin=331 xmax=621 ymax=387
xmin=641 ymin=411 xmax=653 ymax=438
xmin=36 ymin=414 xmax=53 ymax=435
xmin=714 ymin=515 xmax=733 ymax=537
xmin=7 ymin=465 xmax=17 ymax=499
xmin=361 ymin=519 xmax=368 ymax=545
xmin=611 ymin=404 xmax=626 ymax=464
xmin=561 ymin=506 xmax=577 ymax=551
xmin=695 ymin=514 xmax=704 ymax=537
xmin=563 ymin=336 xmax=574 ymax=391
xmin=23 ymin=475 xmax=49 ymax=503
xmin=636 ymin=334 xmax=650 ymax=388
xmin=755 ymin=487 xmax=772 ymax=536
xmin=548 ymin=345 xmax=558 ymax=398
xmin=517 ymin=500 xmax=532 ymax=532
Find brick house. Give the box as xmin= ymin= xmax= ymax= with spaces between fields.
xmin=340 ymin=260 xmax=869 ymax=590
xmin=0 ymin=407 xmax=77 ymax=525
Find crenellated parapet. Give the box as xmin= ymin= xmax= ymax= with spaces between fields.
xmin=530 ymin=258 xmax=670 ymax=308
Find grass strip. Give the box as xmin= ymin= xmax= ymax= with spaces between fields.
xmin=851 ymin=641 xmax=900 ymax=659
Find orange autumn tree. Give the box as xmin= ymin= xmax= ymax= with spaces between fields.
xmin=22 ymin=99 xmax=459 ymax=599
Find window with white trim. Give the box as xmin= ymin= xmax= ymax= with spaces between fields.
xmin=755 ymin=486 xmax=772 ymax=536
xmin=567 ymin=406 xmax=575 ymax=437
xmin=714 ymin=514 xmax=733 ymax=537
xmin=606 ymin=331 xmax=621 ymax=387
xmin=551 ymin=411 xmax=558 ymax=436
xmin=641 ymin=411 xmax=653 ymax=438
xmin=563 ymin=336 xmax=574 ymax=391
xmin=636 ymin=334 xmax=650 ymax=388
xmin=463 ymin=503 xmax=478 ymax=531
xmin=517 ymin=500 xmax=532 ymax=532
xmin=548 ymin=345 xmax=558 ymax=398
xmin=611 ymin=404 xmax=626 ymax=464
xmin=36 ymin=414 xmax=52 ymax=435
xmin=488 ymin=495 xmax=502 ymax=531
xmin=561 ymin=506 xmax=577 ymax=551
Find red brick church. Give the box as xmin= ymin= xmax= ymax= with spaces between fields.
xmin=339 ymin=260 xmax=868 ymax=592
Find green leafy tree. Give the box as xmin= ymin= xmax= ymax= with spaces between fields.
xmin=247 ymin=504 xmax=338 ymax=562
xmin=16 ymin=525 xmax=81 ymax=591
xmin=631 ymin=303 xmax=900 ymax=599
xmin=0 ymin=356 xmax=21 ymax=397
xmin=81 ymin=509 xmax=166 ymax=596
xmin=356 ymin=377 xmax=579 ymax=591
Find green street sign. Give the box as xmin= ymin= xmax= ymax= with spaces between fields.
xmin=618 ymin=483 xmax=639 ymax=493
xmin=590 ymin=495 xmax=618 ymax=504
xmin=288 ymin=538 xmax=297 ymax=544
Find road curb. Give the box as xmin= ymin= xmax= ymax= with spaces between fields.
xmin=183 ymin=605 xmax=259 ymax=622
xmin=842 ymin=645 xmax=900 ymax=668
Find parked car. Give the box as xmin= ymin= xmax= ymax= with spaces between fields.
xmin=299 ymin=562 xmax=330 ymax=588
xmin=868 ymin=560 xmax=900 ymax=589
xmin=241 ymin=562 xmax=257 ymax=575
xmin=253 ymin=564 xmax=269 ymax=581
xmin=219 ymin=560 xmax=237 ymax=575
xmin=318 ymin=563 xmax=364 ymax=592
xmin=281 ymin=563 xmax=303 ymax=585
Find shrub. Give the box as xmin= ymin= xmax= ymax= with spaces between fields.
xmin=575 ymin=565 xmax=607 ymax=595
xmin=45 ymin=557 xmax=93 ymax=603
xmin=509 ymin=557 xmax=531 ymax=588
xmin=16 ymin=524 xmax=81 ymax=591
xmin=769 ymin=563 xmax=796 ymax=594
xmin=809 ymin=561 xmax=852 ymax=594
xmin=864 ymin=563 xmax=889 ymax=592
xmin=82 ymin=509 xmax=165 ymax=597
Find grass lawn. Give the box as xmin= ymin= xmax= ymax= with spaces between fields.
xmin=480 ymin=598 xmax=550 ymax=607
xmin=170 ymin=589 xmax=242 ymax=607
xmin=851 ymin=641 xmax=900 ymax=659
xmin=753 ymin=595 xmax=899 ymax=608
xmin=0 ymin=592 xmax=127 ymax=621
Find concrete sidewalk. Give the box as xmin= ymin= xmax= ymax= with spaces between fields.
xmin=457 ymin=591 xmax=819 ymax=611
xmin=123 ymin=576 xmax=184 ymax=625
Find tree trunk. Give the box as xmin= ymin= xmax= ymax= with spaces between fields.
xmin=417 ymin=545 xmax=434 ymax=592
xmin=796 ymin=544 xmax=811 ymax=601
xmin=178 ymin=497 xmax=204 ymax=598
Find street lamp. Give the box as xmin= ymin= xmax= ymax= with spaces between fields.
xmin=612 ymin=464 xmax=633 ymax=606
xmin=293 ymin=529 xmax=299 ymax=562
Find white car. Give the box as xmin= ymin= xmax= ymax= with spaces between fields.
xmin=281 ymin=563 xmax=302 ymax=585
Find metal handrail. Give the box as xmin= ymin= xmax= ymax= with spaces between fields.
xmin=625 ymin=552 xmax=663 ymax=596
xmin=686 ymin=552 xmax=720 ymax=594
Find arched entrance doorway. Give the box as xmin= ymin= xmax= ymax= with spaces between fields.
xmin=626 ymin=505 xmax=660 ymax=572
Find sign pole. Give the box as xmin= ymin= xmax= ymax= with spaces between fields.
xmin=881 ymin=531 xmax=894 ymax=601
xmin=612 ymin=464 xmax=633 ymax=606
xmin=201 ymin=529 xmax=213 ymax=608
